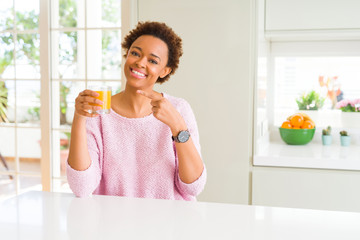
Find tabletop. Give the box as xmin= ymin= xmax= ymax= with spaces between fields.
xmin=1 ymin=191 xmax=360 ymax=240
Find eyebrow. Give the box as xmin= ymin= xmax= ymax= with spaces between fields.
xmin=132 ymin=46 xmax=161 ymax=62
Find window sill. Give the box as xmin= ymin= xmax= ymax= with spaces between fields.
xmin=253 ymin=142 xmax=360 ymax=171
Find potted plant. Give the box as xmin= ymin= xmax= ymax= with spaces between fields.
xmin=322 ymin=126 xmax=332 ymax=145
xmin=339 ymin=130 xmax=351 ymax=147
xmin=296 ymin=90 xmax=325 ymax=111
xmin=336 ymin=99 xmax=360 ymax=128
xmin=296 ymin=90 xmax=325 ymax=124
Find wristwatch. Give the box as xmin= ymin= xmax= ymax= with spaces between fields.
xmin=172 ymin=130 xmax=190 ymax=143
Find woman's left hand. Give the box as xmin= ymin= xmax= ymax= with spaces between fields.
xmin=137 ymin=90 xmax=187 ymax=135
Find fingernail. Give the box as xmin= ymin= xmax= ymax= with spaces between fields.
xmin=96 ymin=106 xmax=102 ymax=110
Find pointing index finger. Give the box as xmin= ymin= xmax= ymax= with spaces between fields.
xmin=136 ymin=90 xmax=161 ymax=100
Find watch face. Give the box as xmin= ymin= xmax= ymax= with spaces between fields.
xmin=178 ymin=130 xmax=190 ymax=143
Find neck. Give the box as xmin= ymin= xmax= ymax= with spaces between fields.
xmin=117 ymin=86 xmax=154 ymax=116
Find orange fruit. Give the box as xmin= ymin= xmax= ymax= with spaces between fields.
xmin=289 ymin=114 xmax=304 ymax=128
xmin=301 ymin=120 xmax=315 ymax=129
xmin=292 ymin=127 xmax=301 ymax=129
xmin=281 ymin=121 xmax=292 ymax=129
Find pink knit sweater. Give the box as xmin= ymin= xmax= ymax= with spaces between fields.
xmin=67 ymin=93 xmax=206 ymax=201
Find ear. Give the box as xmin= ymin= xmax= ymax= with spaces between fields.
xmin=160 ymin=67 xmax=172 ymax=78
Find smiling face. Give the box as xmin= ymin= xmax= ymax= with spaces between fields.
xmin=124 ymin=35 xmax=172 ymax=91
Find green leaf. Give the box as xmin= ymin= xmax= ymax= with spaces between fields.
xmin=296 ymin=90 xmax=325 ymax=110
xmin=0 ymin=81 xmax=9 ymax=122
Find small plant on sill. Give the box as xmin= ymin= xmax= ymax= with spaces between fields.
xmin=322 ymin=126 xmax=332 ymax=135
xmin=339 ymin=130 xmax=349 ymax=137
xmin=339 ymin=130 xmax=351 ymax=146
xmin=336 ymin=99 xmax=360 ymax=112
xmin=296 ymin=90 xmax=325 ymax=110
xmin=321 ymin=126 xmax=332 ymax=146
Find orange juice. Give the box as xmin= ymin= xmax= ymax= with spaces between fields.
xmin=95 ymin=90 xmax=111 ymax=113
xmin=89 ymin=86 xmax=112 ymax=114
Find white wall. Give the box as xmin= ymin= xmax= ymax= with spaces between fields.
xmin=137 ymin=0 xmax=255 ymax=204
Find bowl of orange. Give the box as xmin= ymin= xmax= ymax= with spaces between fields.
xmin=279 ymin=113 xmax=316 ymax=145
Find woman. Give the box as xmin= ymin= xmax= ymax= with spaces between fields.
xmin=67 ymin=21 xmax=206 ymax=201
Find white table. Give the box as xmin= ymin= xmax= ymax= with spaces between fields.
xmin=1 ymin=191 xmax=360 ymax=240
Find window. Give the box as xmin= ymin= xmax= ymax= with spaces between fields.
xmin=0 ymin=0 xmax=128 ymax=201
xmin=273 ymin=56 xmax=360 ymax=127
xmin=270 ymin=41 xmax=360 ymax=128
xmin=50 ymin=0 xmax=122 ymax=192
xmin=0 ymin=0 xmax=42 ymax=201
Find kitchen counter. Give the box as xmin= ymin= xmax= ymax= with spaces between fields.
xmin=1 ymin=191 xmax=360 ymax=239
xmin=254 ymin=142 xmax=360 ymax=171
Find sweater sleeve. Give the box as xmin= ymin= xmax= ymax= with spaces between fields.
xmin=174 ymin=100 xmax=207 ymax=197
xmin=66 ymin=117 xmax=103 ymax=197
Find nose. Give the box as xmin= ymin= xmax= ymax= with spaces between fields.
xmin=135 ymin=56 xmax=146 ymax=68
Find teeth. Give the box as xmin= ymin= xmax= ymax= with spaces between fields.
xmin=132 ymin=69 xmax=145 ymax=77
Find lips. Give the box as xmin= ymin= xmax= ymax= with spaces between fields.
xmin=130 ymin=68 xmax=147 ymax=79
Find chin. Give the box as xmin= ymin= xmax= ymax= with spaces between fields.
xmin=125 ymin=81 xmax=146 ymax=90
xmin=126 ymin=78 xmax=156 ymax=89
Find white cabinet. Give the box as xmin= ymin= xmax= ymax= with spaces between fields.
xmin=254 ymin=0 xmax=360 ymax=213
xmin=265 ymin=0 xmax=360 ymax=31
xmin=252 ymin=167 xmax=360 ymax=212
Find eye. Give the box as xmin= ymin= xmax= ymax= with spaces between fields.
xmin=130 ymin=51 xmax=140 ymax=57
xmin=149 ymin=59 xmax=158 ymax=64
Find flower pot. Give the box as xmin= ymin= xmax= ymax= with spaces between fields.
xmin=340 ymin=136 xmax=351 ymax=147
xmin=322 ymin=135 xmax=332 ymax=146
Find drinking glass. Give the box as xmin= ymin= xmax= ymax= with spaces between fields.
xmin=89 ymin=86 xmax=112 ymax=114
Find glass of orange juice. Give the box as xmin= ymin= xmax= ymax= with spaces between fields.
xmin=89 ymin=86 xmax=112 ymax=114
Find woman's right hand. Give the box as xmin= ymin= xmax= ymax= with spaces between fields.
xmin=74 ymin=89 xmax=104 ymax=118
